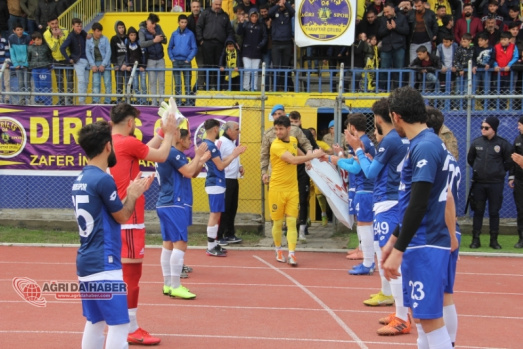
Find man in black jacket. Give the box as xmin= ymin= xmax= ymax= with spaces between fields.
xmin=510 ymin=116 xmax=523 ymax=248
xmin=378 ymin=3 xmax=409 ymax=90
xmin=407 ymin=0 xmax=438 ymax=62
xmin=187 ymin=0 xmax=204 ymax=91
xmin=196 ymin=0 xmax=233 ymax=91
xmin=467 ymin=116 xmax=513 ymax=249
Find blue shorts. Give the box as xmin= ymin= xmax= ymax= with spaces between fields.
xmin=348 ymin=188 xmax=356 ymax=215
xmin=157 ymin=206 xmax=188 ymax=242
xmin=354 ymin=192 xmax=373 ymax=222
xmin=444 ymin=230 xmax=461 ymax=294
xmin=208 ymin=193 xmax=225 ymax=213
xmin=402 ymin=247 xmax=450 ymax=320
xmin=80 ymin=280 xmax=129 ymax=326
xmin=184 ymin=205 xmax=193 ymax=226
xmin=373 ymin=207 xmax=399 ymax=247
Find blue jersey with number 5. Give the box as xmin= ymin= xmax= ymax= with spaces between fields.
xmin=72 ymin=166 xmax=124 ymax=277
xmin=398 ymin=129 xmax=451 ymax=248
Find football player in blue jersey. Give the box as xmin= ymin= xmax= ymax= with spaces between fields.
xmin=202 ymin=118 xmax=246 ymax=257
xmin=345 ymin=98 xmax=411 ymax=336
xmin=382 ymin=87 xmax=454 ymax=348
xmin=329 ymin=114 xmax=377 ymax=275
xmin=427 ymin=106 xmax=462 ymax=347
xmin=72 ymin=121 xmax=154 ymax=349
xmin=156 ymin=128 xmax=210 ymax=299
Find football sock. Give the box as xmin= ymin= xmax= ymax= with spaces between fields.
xmin=170 ymin=249 xmax=185 ymax=289
xmin=443 ymin=304 xmax=458 ymax=343
xmin=272 ymin=219 xmax=283 ymax=247
xmin=106 ymin=323 xmax=130 ymax=349
xmin=317 ymin=194 xmax=327 ymax=213
xmin=82 ymin=320 xmax=105 ymax=349
xmin=161 ymin=247 xmax=172 ymax=287
xmin=286 ymin=216 xmax=297 ymax=251
xmin=207 ymin=224 xmax=218 ymax=250
xmin=374 ymin=241 xmax=391 ymax=296
xmin=390 ymin=275 xmax=408 ymax=322
xmin=358 ymin=225 xmax=374 ymax=268
xmin=299 ymin=224 xmax=306 ymax=234
xmin=128 ymin=308 xmax=139 ymax=333
xmin=123 ymin=263 xmax=142 ymax=309
xmin=426 ymin=326 xmax=453 ymax=349
xmin=416 ymin=323 xmax=429 ymax=349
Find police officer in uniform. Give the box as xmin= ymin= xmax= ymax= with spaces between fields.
xmin=467 ymin=116 xmax=513 ymax=249
xmin=509 ymin=116 xmax=523 ymax=248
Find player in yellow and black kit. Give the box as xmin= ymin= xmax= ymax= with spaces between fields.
xmin=269 ymin=117 xmax=324 ymax=266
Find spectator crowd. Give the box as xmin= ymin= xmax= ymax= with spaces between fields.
xmin=2 ymin=0 xmax=523 ymax=104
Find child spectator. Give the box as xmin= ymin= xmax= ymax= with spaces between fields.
xmin=237 ymin=8 xmax=268 ymax=91
xmin=409 ymin=45 xmax=442 ymax=90
xmin=473 ymin=32 xmax=496 ymax=105
xmin=125 ymin=26 xmax=147 ymax=105
xmin=168 ymin=14 xmax=197 ymax=106
xmin=508 ymin=22 xmax=523 ymax=50
xmin=27 ymin=31 xmax=52 ymax=105
xmin=453 ymin=33 xmax=474 ymax=81
xmin=219 ymin=38 xmax=242 ymax=91
xmin=492 ymin=31 xmax=518 ymax=108
xmin=86 ymin=22 xmax=112 ymax=104
xmin=231 ymin=5 xmax=245 ymax=50
xmin=436 ymin=15 xmax=453 ymax=45
xmin=362 ymin=34 xmax=379 ymax=91
xmin=0 ymin=31 xmax=11 ymax=103
xmin=111 ymin=21 xmax=128 ymax=100
xmin=503 ymin=6 xmax=521 ymax=31
xmin=60 ymin=18 xmax=89 ymax=105
xmin=481 ymin=0 xmax=505 ymax=29
xmin=436 ymin=34 xmax=456 ymax=90
xmin=9 ymin=23 xmax=31 ymax=105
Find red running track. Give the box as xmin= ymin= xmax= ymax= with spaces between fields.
xmin=0 ymin=246 xmax=522 ymax=348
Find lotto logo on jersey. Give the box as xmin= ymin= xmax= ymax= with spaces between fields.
xmin=416 ymin=159 xmax=428 ymax=168
xmin=110 ymin=191 xmax=118 ymax=201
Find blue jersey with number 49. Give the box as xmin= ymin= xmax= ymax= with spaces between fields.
xmin=72 ymin=166 xmax=124 ymax=277
xmin=398 ymin=129 xmax=451 ymax=248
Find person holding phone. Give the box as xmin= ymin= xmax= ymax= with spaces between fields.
xmin=138 ymin=13 xmax=167 ymax=106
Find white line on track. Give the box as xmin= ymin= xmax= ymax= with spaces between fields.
xmin=253 ymin=254 xmax=369 ymax=349
xmin=1 ymin=260 xmax=522 ymax=278
xmin=0 ymin=330 xmax=513 ymax=348
xmin=2 ymin=299 xmax=523 ymax=321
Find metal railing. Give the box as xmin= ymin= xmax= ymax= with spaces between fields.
xmin=59 ymin=0 xmax=101 ymax=30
